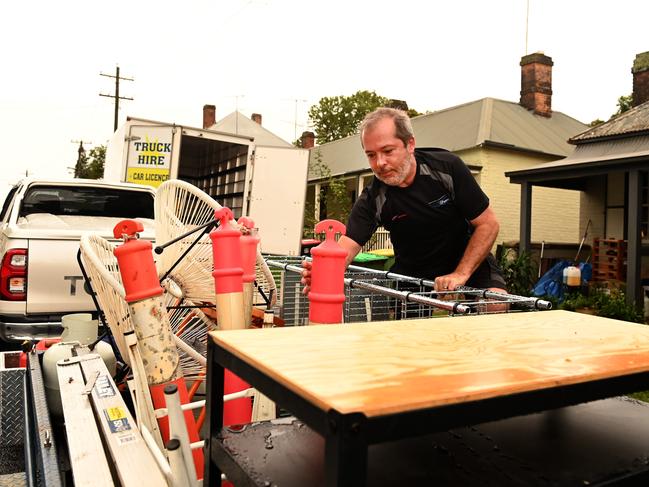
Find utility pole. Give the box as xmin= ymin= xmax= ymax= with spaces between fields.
xmin=100 ymin=66 xmax=134 ymax=131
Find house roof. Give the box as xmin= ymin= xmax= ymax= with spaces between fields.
xmin=506 ymin=101 xmax=649 ymax=189
xmin=569 ymin=99 xmax=649 ymax=143
xmin=309 ymin=98 xmax=587 ymax=180
xmin=210 ymin=111 xmax=292 ymax=148
xmin=506 ymin=134 xmax=649 ymax=189
xmin=413 ymin=98 xmax=586 ymax=156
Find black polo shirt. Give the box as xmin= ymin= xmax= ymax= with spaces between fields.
xmin=346 ymin=148 xmax=490 ymax=280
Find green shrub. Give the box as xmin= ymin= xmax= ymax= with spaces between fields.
xmin=591 ymin=288 xmax=644 ymax=323
xmin=559 ymin=287 xmax=644 ymax=324
xmin=561 ymin=293 xmax=595 ymax=312
xmin=497 ymin=249 xmax=535 ymax=296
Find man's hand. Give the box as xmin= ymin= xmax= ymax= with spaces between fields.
xmin=434 ymin=272 xmax=470 ymax=292
xmin=300 ymin=236 xmax=360 ymax=295
xmin=301 ymin=260 xmax=312 ymax=295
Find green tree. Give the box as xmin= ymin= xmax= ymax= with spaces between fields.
xmin=308 ymin=90 xmax=389 ymax=144
xmin=588 ymin=118 xmax=605 ymax=127
xmin=612 ymin=94 xmax=633 ymax=117
xmin=75 ymin=145 xmax=106 ymax=179
xmin=405 ymin=108 xmax=422 ymax=118
xmin=589 ymin=94 xmax=633 ymax=126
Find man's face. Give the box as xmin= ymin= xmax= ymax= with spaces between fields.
xmin=362 ymin=117 xmax=415 ymax=187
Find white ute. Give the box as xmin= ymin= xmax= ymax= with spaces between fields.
xmin=0 ymin=178 xmax=155 ymax=341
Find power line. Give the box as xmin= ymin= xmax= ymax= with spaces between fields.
xmin=100 ymin=66 xmax=134 ymax=132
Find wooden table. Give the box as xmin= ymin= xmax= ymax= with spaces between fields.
xmin=204 ymin=310 xmax=649 ymax=486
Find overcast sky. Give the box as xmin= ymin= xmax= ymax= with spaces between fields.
xmin=1 ymin=0 xmax=647 ymax=188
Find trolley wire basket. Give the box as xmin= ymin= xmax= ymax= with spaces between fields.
xmin=263 ymin=256 xmax=551 ymax=326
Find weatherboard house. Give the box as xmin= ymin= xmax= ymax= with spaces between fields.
xmin=507 ymin=51 xmax=649 ymax=307
xmin=305 ymin=53 xmax=588 ymax=255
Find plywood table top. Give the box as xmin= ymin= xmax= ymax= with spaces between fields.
xmin=209 ymin=310 xmax=649 ymax=417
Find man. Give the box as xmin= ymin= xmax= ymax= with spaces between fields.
xmin=303 ymin=107 xmax=506 ymax=294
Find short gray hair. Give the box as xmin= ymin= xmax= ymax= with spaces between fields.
xmin=359 ymin=107 xmax=414 ymax=147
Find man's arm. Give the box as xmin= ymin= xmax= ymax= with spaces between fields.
xmin=338 ymin=235 xmax=362 ymax=267
xmin=301 ymin=235 xmax=362 ymax=294
xmin=434 ymin=205 xmax=500 ymax=291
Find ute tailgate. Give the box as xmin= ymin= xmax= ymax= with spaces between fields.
xmin=25 ymin=238 xmax=93 ymax=314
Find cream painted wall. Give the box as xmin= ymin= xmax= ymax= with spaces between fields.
xmin=459 ymin=147 xmax=582 ymax=247
xmin=579 ymin=176 xmax=606 ymax=248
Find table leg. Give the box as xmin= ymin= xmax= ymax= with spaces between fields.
xmin=324 ymin=411 xmax=368 ymax=486
xmin=204 ymin=340 xmax=225 ymax=485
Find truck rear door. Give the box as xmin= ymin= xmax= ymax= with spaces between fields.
xmin=247 ymin=146 xmax=309 ymax=256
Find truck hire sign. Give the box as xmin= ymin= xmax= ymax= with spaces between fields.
xmin=126 ymin=126 xmax=173 ymax=188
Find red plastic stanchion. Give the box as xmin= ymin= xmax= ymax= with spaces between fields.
xmin=209 ymin=208 xmax=252 ymax=425
xmin=238 ymin=216 xmax=259 ymax=329
xmin=112 ymin=219 xmax=163 ymax=302
xmin=309 ymin=219 xmax=347 ymax=324
xmin=237 ymin=217 xmax=259 ymax=284
xmin=210 ymin=208 xmax=244 ymax=296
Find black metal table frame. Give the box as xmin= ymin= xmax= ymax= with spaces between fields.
xmin=204 ymin=339 xmax=649 ymax=487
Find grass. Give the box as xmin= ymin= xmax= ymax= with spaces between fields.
xmin=628 ymin=391 xmax=649 ymax=403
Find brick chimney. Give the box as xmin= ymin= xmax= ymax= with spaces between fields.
xmin=519 ymin=52 xmax=553 ymax=117
xmin=203 ymin=104 xmax=216 ymax=129
xmin=251 ymin=113 xmax=262 ymax=125
xmin=387 ymin=99 xmax=409 ymax=111
xmin=301 ymin=131 xmax=315 ymax=149
xmin=632 ymin=51 xmax=649 ymax=107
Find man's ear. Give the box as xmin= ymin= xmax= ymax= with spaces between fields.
xmin=407 ymin=137 xmax=416 ymax=154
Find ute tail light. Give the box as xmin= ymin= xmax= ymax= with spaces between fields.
xmin=0 ymin=249 xmax=27 ymax=301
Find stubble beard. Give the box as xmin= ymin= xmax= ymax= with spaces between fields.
xmin=376 ymin=153 xmax=414 ymax=187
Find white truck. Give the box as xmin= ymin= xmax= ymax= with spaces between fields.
xmin=0 ymin=178 xmax=156 ymax=341
xmin=104 ymin=116 xmax=310 ymax=256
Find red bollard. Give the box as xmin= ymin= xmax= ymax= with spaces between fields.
xmin=238 ymin=217 xmax=259 ymax=285
xmin=309 ymin=219 xmax=347 ymax=325
xmin=238 ymin=217 xmax=260 ymax=328
xmin=113 ymin=219 xmax=203 ymax=478
xmin=113 ymin=219 xmax=163 ymax=301
xmin=209 ymin=208 xmax=245 ymax=328
xmin=209 ymin=209 xmax=252 ymax=426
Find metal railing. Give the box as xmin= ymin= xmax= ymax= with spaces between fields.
xmin=263 ymin=256 xmax=551 ymax=326
xmin=361 ymin=227 xmax=392 ymax=252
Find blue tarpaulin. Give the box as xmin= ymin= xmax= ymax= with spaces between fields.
xmin=532 ymin=260 xmax=592 ymax=302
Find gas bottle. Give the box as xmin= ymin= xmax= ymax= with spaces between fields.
xmin=42 ymin=313 xmax=116 ymax=417
xmin=563 ymin=265 xmax=581 ymax=287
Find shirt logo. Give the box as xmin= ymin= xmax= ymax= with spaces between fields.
xmin=427 ymin=195 xmax=451 ymax=208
